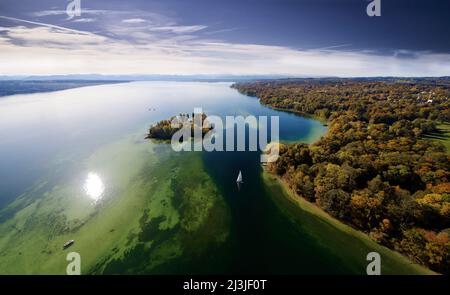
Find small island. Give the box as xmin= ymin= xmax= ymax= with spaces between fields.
xmin=146 ymin=112 xmax=213 ymax=140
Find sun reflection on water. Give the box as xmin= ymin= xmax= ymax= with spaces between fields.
xmin=84 ymin=172 xmax=105 ymax=203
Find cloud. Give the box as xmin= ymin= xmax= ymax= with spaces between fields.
xmin=202 ymin=28 xmax=238 ymax=35
xmin=313 ymin=43 xmax=353 ymax=51
xmin=0 ymin=17 xmax=448 ymax=77
xmin=0 ymin=16 xmax=95 ymax=35
xmin=31 ymin=10 xmax=68 ymax=17
xmin=31 ymin=9 xmax=108 ymax=17
xmin=1 ymin=26 xmax=107 ymax=48
xmin=72 ymin=18 xmax=96 ymax=23
xmin=122 ymin=18 xmax=147 ymax=24
xmin=149 ymin=25 xmax=207 ymax=34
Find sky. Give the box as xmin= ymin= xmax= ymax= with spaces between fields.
xmin=0 ymin=0 xmax=449 ymax=77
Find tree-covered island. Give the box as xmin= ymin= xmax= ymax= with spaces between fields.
xmin=146 ymin=112 xmax=213 ymax=140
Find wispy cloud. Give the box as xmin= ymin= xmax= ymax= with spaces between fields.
xmin=0 ymin=15 xmax=448 ymax=77
xmin=0 ymin=16 xmax=94 ymax=35
xmin=313 ymin=43 xmax=353 ymax=51
xmin=122 ymin=18 xmax=147 ymax=24
xmin=202 ymin=28 xmax=238 ymax=35
xmin=149 ymin=25 xmax=207 ymax=34
xmin=72 ymin=18 xmax=96 ymax=23
xmin=31 ymin=9 xmax=108 ymax=17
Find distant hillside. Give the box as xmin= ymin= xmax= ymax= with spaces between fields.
xmin=0 ymin=80 xmax=126 ymax=97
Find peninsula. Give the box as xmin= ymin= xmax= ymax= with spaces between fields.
xmin=233 ymin=78 xmax=450 ymax=274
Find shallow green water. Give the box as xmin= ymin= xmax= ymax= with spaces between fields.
xmin=0 ymin=82 xmax=430 ymax=274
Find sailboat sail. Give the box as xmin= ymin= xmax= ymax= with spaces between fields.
xmin=236 ymin=170 xmax=243 ymax=183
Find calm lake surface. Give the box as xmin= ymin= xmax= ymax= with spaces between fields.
xmin=0 ymin=82 xmax=428 ymax=274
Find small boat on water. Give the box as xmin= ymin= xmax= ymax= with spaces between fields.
xmin=63 ymin=240 xmax=75 ymax=249
xmin=236 ymin=170 xmax=243 ymax=183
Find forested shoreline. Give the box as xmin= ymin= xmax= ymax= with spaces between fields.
xmin=233 ymin=78 xmax=450 ymax=273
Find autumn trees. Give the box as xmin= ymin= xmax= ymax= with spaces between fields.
xmin=146 ymin=113 xmax=212 ymax=140
xmin=233 ymin=78 xmax=450 ymax=273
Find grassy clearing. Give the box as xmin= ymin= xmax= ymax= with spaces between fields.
xmin=423 ymin=123 xmax=450 ymax=153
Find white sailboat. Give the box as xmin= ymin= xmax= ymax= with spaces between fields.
xmin=236 ymin=170 xmax=243 ymax=183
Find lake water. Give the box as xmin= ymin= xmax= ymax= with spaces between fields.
xmin=0 ymin=82 xmax=428 ymax=274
